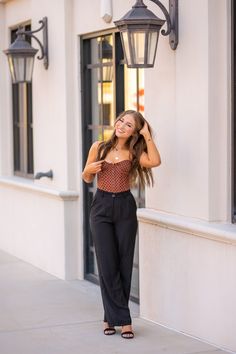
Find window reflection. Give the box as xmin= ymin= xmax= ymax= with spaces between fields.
xmin=90 ymin=34 xmax=114 ymax=141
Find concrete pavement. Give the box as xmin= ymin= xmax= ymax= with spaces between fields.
xmin=0 ymin=249 xmax=231 ymax=354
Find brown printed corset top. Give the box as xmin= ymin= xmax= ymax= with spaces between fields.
xmin=97 ymin=160 xmax=132 ymax=193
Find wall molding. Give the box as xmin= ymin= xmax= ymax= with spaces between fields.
xmin=137 ymin=208 xmax=236 ymax=245
xmin=0 ymin=176 xmax=79 ymax=201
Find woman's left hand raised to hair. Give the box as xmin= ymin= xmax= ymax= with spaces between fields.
xmin=139 ymin=121 xmax=161 ymax=168
xmin=139 ymin=121 xmax=151 ymax=138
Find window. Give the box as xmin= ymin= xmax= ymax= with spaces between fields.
xmin=11 ymin=25 xmax=34 ymax=178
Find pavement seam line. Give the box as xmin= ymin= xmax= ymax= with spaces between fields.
xmin=0 ymin=319 xmax=104 ymax=334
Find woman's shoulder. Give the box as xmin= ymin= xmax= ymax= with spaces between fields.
xmin=86 ymin=141 xmax=104 ymax=161
xmin=89 ymin=140 xmax=105 ymax=157
xmin=91 ymin=140 xmax=103 ymax=150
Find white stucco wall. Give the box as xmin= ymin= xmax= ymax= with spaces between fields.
xmin=0 ymin=0 xmax=82 ymax=280
xmin=0 ymin=3 xmax=12 ymax=176
xmin=0 ymin=177 xmax=79 ymax=279
xmin=137 ymin=1 xmax=235 ymax=351
xmin=138 ymin=215 xmax=236 ymax=352
xmin=145 ymin=0 xmax=231 ymax=222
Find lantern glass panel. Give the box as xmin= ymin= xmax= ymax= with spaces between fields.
xmin=131 ymin=31 xmax=145 ymax=65
xmin=147 ymin=31 xmax=158 ymax=66
xmin=8 ymin=55 xmax=34 ymax=83
xmin=25 ymin=56 xmax=34 ymax=82
xmin=14 ymin=57 xmax=26 ymax=83
xmin=121 ymin=31 xmax=132 ymax=66
xmin=7 ymin=55 xmax=16 ymax=82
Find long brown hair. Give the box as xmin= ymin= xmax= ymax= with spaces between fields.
xmin=97 ymin=110 xmax=154 ymax=188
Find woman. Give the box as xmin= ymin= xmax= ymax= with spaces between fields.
xmin=82 ymin=110 xmax=161 ymax=339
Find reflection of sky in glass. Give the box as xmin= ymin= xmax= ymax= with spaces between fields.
xmin=131 ymin=32 xmax=145 ymax=64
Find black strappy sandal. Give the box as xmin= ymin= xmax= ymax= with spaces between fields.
xmin=104 ymin=327 xmax=116 ymax=335
xmin=121 ymin=331 xmax=134 ymax=339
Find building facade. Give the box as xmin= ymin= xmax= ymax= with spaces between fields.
xmin=0 ymin=0 xmax=235 ymax=352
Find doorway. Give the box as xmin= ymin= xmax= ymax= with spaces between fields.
xmin=81 ymin=30 xmax=145 ymax=302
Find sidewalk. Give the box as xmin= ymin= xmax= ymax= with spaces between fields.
xmin=0 ymin=249 xmax=230 ymax=354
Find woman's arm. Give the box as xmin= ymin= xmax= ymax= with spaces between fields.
xmin=139 ymin=122 xmax=161 ymax=168
xmin=82 ymin=141 xmax=104 ymax=183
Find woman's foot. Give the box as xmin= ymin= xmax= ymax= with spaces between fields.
xmin=103 ymin=322 xmax=116 ymax=335
xmin=121 ymin=324 xmax=134 ymax=339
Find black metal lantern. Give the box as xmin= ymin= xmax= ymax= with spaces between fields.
xmin=114 ymin=0 xmax=178 ymax=68
xmin=4 ymin=33 xmax=38 ymax=83
xmin=4 ymin=17 xmax=48 ymax=83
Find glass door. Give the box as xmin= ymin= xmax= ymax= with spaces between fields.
xmin=81 ymin=30 xmax=144 ymax=302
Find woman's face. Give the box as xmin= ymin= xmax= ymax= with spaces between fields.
xmin=115 ymin=114 xmax=136 ymax=139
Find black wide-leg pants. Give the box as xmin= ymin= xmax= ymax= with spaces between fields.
xmin=89 ymin=188 xmax=138 ymax=327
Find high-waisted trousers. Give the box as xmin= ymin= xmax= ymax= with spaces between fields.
xmin=89 ymin=188 xmax=138 ymax=327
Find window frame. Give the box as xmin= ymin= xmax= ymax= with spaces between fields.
xmin=81 ymin=29 xmax=124 ymax=282
xmin=81 ymin=29 xmax=143 ymax=303
xmin=11 ymin=24 xmax=34 ymax=179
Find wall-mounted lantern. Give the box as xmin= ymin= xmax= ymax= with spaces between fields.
xmin=4 ymin=17 xmax=48 ymax=83
xmin=114 ymin=0 xmax=178 ymax=68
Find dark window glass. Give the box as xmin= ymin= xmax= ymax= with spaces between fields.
xmin=11 ymin=25 xmax=34 ymax=178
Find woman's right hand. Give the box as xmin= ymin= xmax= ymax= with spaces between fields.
xmin=83 ymin=160 xmax=104 ymax=175
xmin=82 ymin=141 xmax=103 ymax=183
